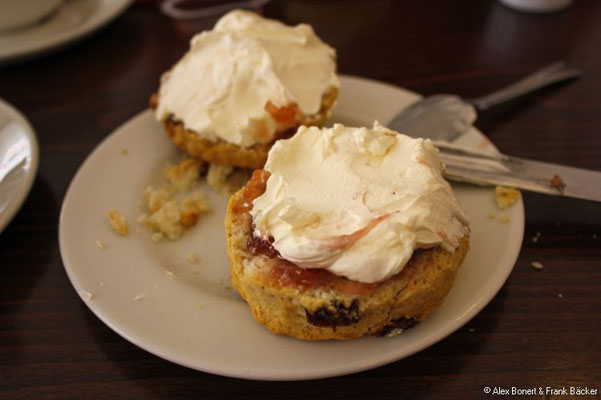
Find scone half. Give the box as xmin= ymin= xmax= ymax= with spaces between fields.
xmin=150 ymin=87 xmax=338 ymax=169
xmin=151 ymin=10 xmax=340 ymax=169
xmin=226 ymin=170 xmax=470 ymax=340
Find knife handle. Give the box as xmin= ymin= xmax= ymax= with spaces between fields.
xmin=467 ymin=61 xmax=581 ymax=111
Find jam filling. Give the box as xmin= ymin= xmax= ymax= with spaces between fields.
xmin=247 ymin=232 xmax=280 ymax=259
xmin=305 ymin=300 xmax=360 ymax=328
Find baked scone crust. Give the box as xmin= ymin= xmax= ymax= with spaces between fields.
xmin=225 ymin=170 xmax=470 ymax=340
xmin=150 ymin=87 xmax=338 ymax=169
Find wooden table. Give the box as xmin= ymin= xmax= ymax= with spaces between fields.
xmin=1 ymin=1 xmax=600 ymax=398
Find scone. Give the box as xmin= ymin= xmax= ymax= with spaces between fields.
xmin=151 ymin=10 xmax=340 ymax=169
xmin=225 ymin=123 xmax=471 ymax=340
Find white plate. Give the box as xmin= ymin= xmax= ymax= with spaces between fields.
xmin=0 ymin=0 xmax=132 ymax=65
xmin=59 ymin=75 xmax=524 ymax=380
xmin=0 ymin=98 xmax=39 ymax=233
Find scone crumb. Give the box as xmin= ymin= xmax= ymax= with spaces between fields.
xmin=122 ymin=148 xmax=129 ymax=155
xmin=495 ymin=186 xmax=520 ymax=210
xmin=163 ymin=158 xmax=205 ymax=193
xmin=187 ymin=251 xmax=200 ymax=263
xmin=197 ymin=303 xmax=205 ymax=309
xmin=95 ymin=239 xmax=106 ymax=249
xmin=488 ymin=212 xmax=496 ymax=219
xmin=83 ymin=290 xmax=95 ymax=301
xmin=499 ymin=214 xmax=510 ymax=223
xmin=469 ymin=328 xmax=475 ymax=332
xmin=207 ymin=163 xmax=251 ymax=196
xmin=108 ymin=209 xmax=128 ymax=236
xmin=139 ymin=158 xmax=211 ymax=242
xmin=530 ymin=261 xmax=543 ymax=270
xmin=385 ymin=328 xmax=404 ymax=338
xmin=558 ymin=293 xmax=564 ymax=298
xmin=550 ymin=174 xmax=566 ymax=191
xmin=532 ymin=236 xmax=539 ymax=243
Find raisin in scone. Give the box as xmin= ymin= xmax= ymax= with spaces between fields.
xmin=225 ymin=123 xmax=470 ymax=340
xmin=151 ymin=10 xmax=339 ymax=169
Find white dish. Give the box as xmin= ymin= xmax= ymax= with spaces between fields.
xmin=0 ymin=98 xmax=39 ymax=233
xmin=0 ymin=0 xmax=132 ymax=65
xmin=59 ymin=75 xmax=524 ymax=380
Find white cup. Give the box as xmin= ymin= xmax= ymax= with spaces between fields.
xmin=499 ymin=0 xmax=572 ymax=13
xmin=0 ymin=0 xmax=63 ymax=32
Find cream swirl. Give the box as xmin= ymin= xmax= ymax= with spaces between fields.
xmin=250 ymin=123 xmax=470 ymax=283
xmin=154 ymin=10 xmax=339 ymax=148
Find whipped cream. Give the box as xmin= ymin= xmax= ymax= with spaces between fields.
xmin=250 ymin=123 xmax=470 ymax=283
xmin=155 ymin=10 xmax=339 ymax=148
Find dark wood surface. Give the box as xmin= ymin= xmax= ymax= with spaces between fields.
xmin=1 ymin=1 xmax=600 ymax=399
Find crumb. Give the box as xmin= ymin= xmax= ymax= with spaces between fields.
xmin=122 ymin=148 xmax=128 ymax=155
xmin=532 ymin=236 xmax=539 ymax=243
xmin=207 ymin=163 xmax=251 ymax=196
xmin=139 ymin=159 xmax=211 ymax=241
xmin=139 ymin=186 xmax=210 ymax=241
xmin=108 ymin=209 xmax=128 ymax=236
xmin=495 ymin=186 xmax=520 ymax=210
xmin=99 ymin=282 xmax=105 ymax=287
xmin=207 ymin=163 xmax=233 ymax=196
xmin=550 ymin=174 xmax=566 ymax=191
xmin=95 ymin=239 xmax=106 ymax=249
xmin=558 ymin=293 xmax=563 ymax=298
xmin=385 ymin=328 xmax=404 ymax=337
xmin=488 ymin=212 xmax=496 ymax=219
xmin=593 ymin=234 xmax=598 ymax=239
xmin=469 ymin=328 xmax=475 ymax=332
xmin=536 ymin=231 xmax=541 ymax=236
xmin=187 ymin=252 xmax=200 ymax=263
xmin=197 ymin=303 xmax=205 ymax=309
xmin=163 ymin=158 xmax=205 ymax=193
xmin=83 ymin=290 xmax=94 ymax=301
xmin=243 ymin=202 xmax=249 ymax=208
xmin=530 ymin=261 xmax=543 ymax=270
xmin=499 ymin=214 xmax=510 ymax=223
xmin=134 ymin=293 xmax=145 ymax=301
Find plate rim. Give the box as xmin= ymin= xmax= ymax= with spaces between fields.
xmin=0 ymin=98 xmax=39 ymax=234
xmin=58 ymin=75 xmax=525 ymax=380
xmin=0 ymin=0 xmax=133 ymax=65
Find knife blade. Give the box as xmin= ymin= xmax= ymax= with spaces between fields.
xmin=432 ymin=140 xmax=601 ymax=202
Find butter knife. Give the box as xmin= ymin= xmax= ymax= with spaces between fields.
xmin=432 ymin=140 xmax=601 ymax=202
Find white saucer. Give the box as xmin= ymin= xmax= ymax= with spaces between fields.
xmin=0 ymin=0 xmax=133 ymax=65
xmin=59 ymin=75 xmax=524 ymax=380
xmin=0 ymin=99 xmax=39 ymax=233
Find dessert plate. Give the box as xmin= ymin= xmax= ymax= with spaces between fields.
xmin=0 ymin=0 xmax=133 ymax=65
xmin=59 ymin=75 xmax=524 ymax=380
xmin=0 ymin=98 xmax=39 ymax=233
